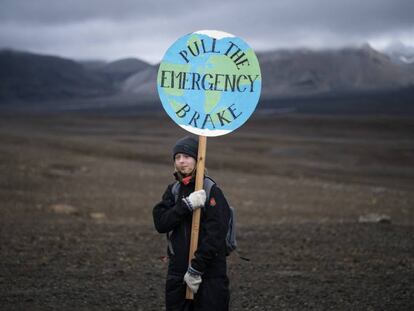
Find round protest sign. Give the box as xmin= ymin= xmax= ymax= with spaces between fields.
xmin=157 ymin=30 xmax=261 ymax=137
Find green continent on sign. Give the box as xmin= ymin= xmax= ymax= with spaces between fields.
xmin=204 ymin=91 xmax=221 ymax=114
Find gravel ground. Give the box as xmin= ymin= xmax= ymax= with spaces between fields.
xmin=0 ymin=113 xmax=413 ymax=310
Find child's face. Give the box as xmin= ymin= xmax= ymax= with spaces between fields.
xmin=174 ymin=153 xmax=196 ymax=176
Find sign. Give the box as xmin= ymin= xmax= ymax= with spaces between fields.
xmin=157 ymin=30 xmax=261 ymax=137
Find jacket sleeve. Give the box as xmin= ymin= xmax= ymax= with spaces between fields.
xmin=191 ymin=185 xmax=230 ymax=273
xmin=153 ymin=184 xmax=192 ymax=233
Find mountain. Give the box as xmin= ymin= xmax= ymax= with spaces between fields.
xmin=121 ymin=65 xmax=158 ymax=100
xmin=88 ymin=58 xmax=151 ymax=84
xmin=121 ymin=45 xmax=414 ymax=101
xmin=258 ymin=44 xmax=414 ymax=99
xmin=79 ymin=60 xmax=107 ymax=70
xmin=0 ymin=50 xmax=153 ymax=103
xmin=0 ymin=49 xmax=113 ymax=102
xmin=2 ymin=45 xmax=414 ymax=108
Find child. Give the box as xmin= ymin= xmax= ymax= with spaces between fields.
xmin=153 ymin=136 xmax=230 ymax=311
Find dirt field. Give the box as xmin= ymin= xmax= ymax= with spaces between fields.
xmin=0 ymin=112 xmax=413 ymax=310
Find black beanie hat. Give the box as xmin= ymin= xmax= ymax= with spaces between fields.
xmin=173 ymin=136 xmax=198 ymax=160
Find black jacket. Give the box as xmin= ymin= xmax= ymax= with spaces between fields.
xmin=153 ymin=176 xmax=230 ymax=278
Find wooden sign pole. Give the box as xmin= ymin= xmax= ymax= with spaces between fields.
xmin=186 ymin=135 xmax=207 ymax=300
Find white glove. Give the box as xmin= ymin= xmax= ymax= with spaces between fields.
xmin=183 ymin=190 xmax=206 ymax=211
xmin=184 ymin=270 xmax=202 ymax=294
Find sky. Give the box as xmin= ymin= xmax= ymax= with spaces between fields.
xmin=0 ymin=0 xmax=413 ymax=64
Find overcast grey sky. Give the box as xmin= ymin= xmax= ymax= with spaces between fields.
xmin=0 ymin=0 xmax=413 ymax=64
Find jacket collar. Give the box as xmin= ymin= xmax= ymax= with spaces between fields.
xmin=173 ymin=171 xmax=195 ymax=185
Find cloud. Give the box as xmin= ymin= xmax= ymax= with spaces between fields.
xmin=0 ymin=0 xmax=413 ymax=63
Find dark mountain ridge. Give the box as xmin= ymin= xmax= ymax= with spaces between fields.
xmin=0 ymin=49 xmax=114 ymax=101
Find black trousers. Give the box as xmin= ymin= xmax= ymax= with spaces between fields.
xmin=165 ymin=275 xmax=230 ymax=311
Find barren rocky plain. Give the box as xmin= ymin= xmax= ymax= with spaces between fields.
xmin=0 ymin=110 xmax=413 ymax=310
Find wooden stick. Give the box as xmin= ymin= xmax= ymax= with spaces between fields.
xmin=186 ymin=135 xmax=207 ymax=300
